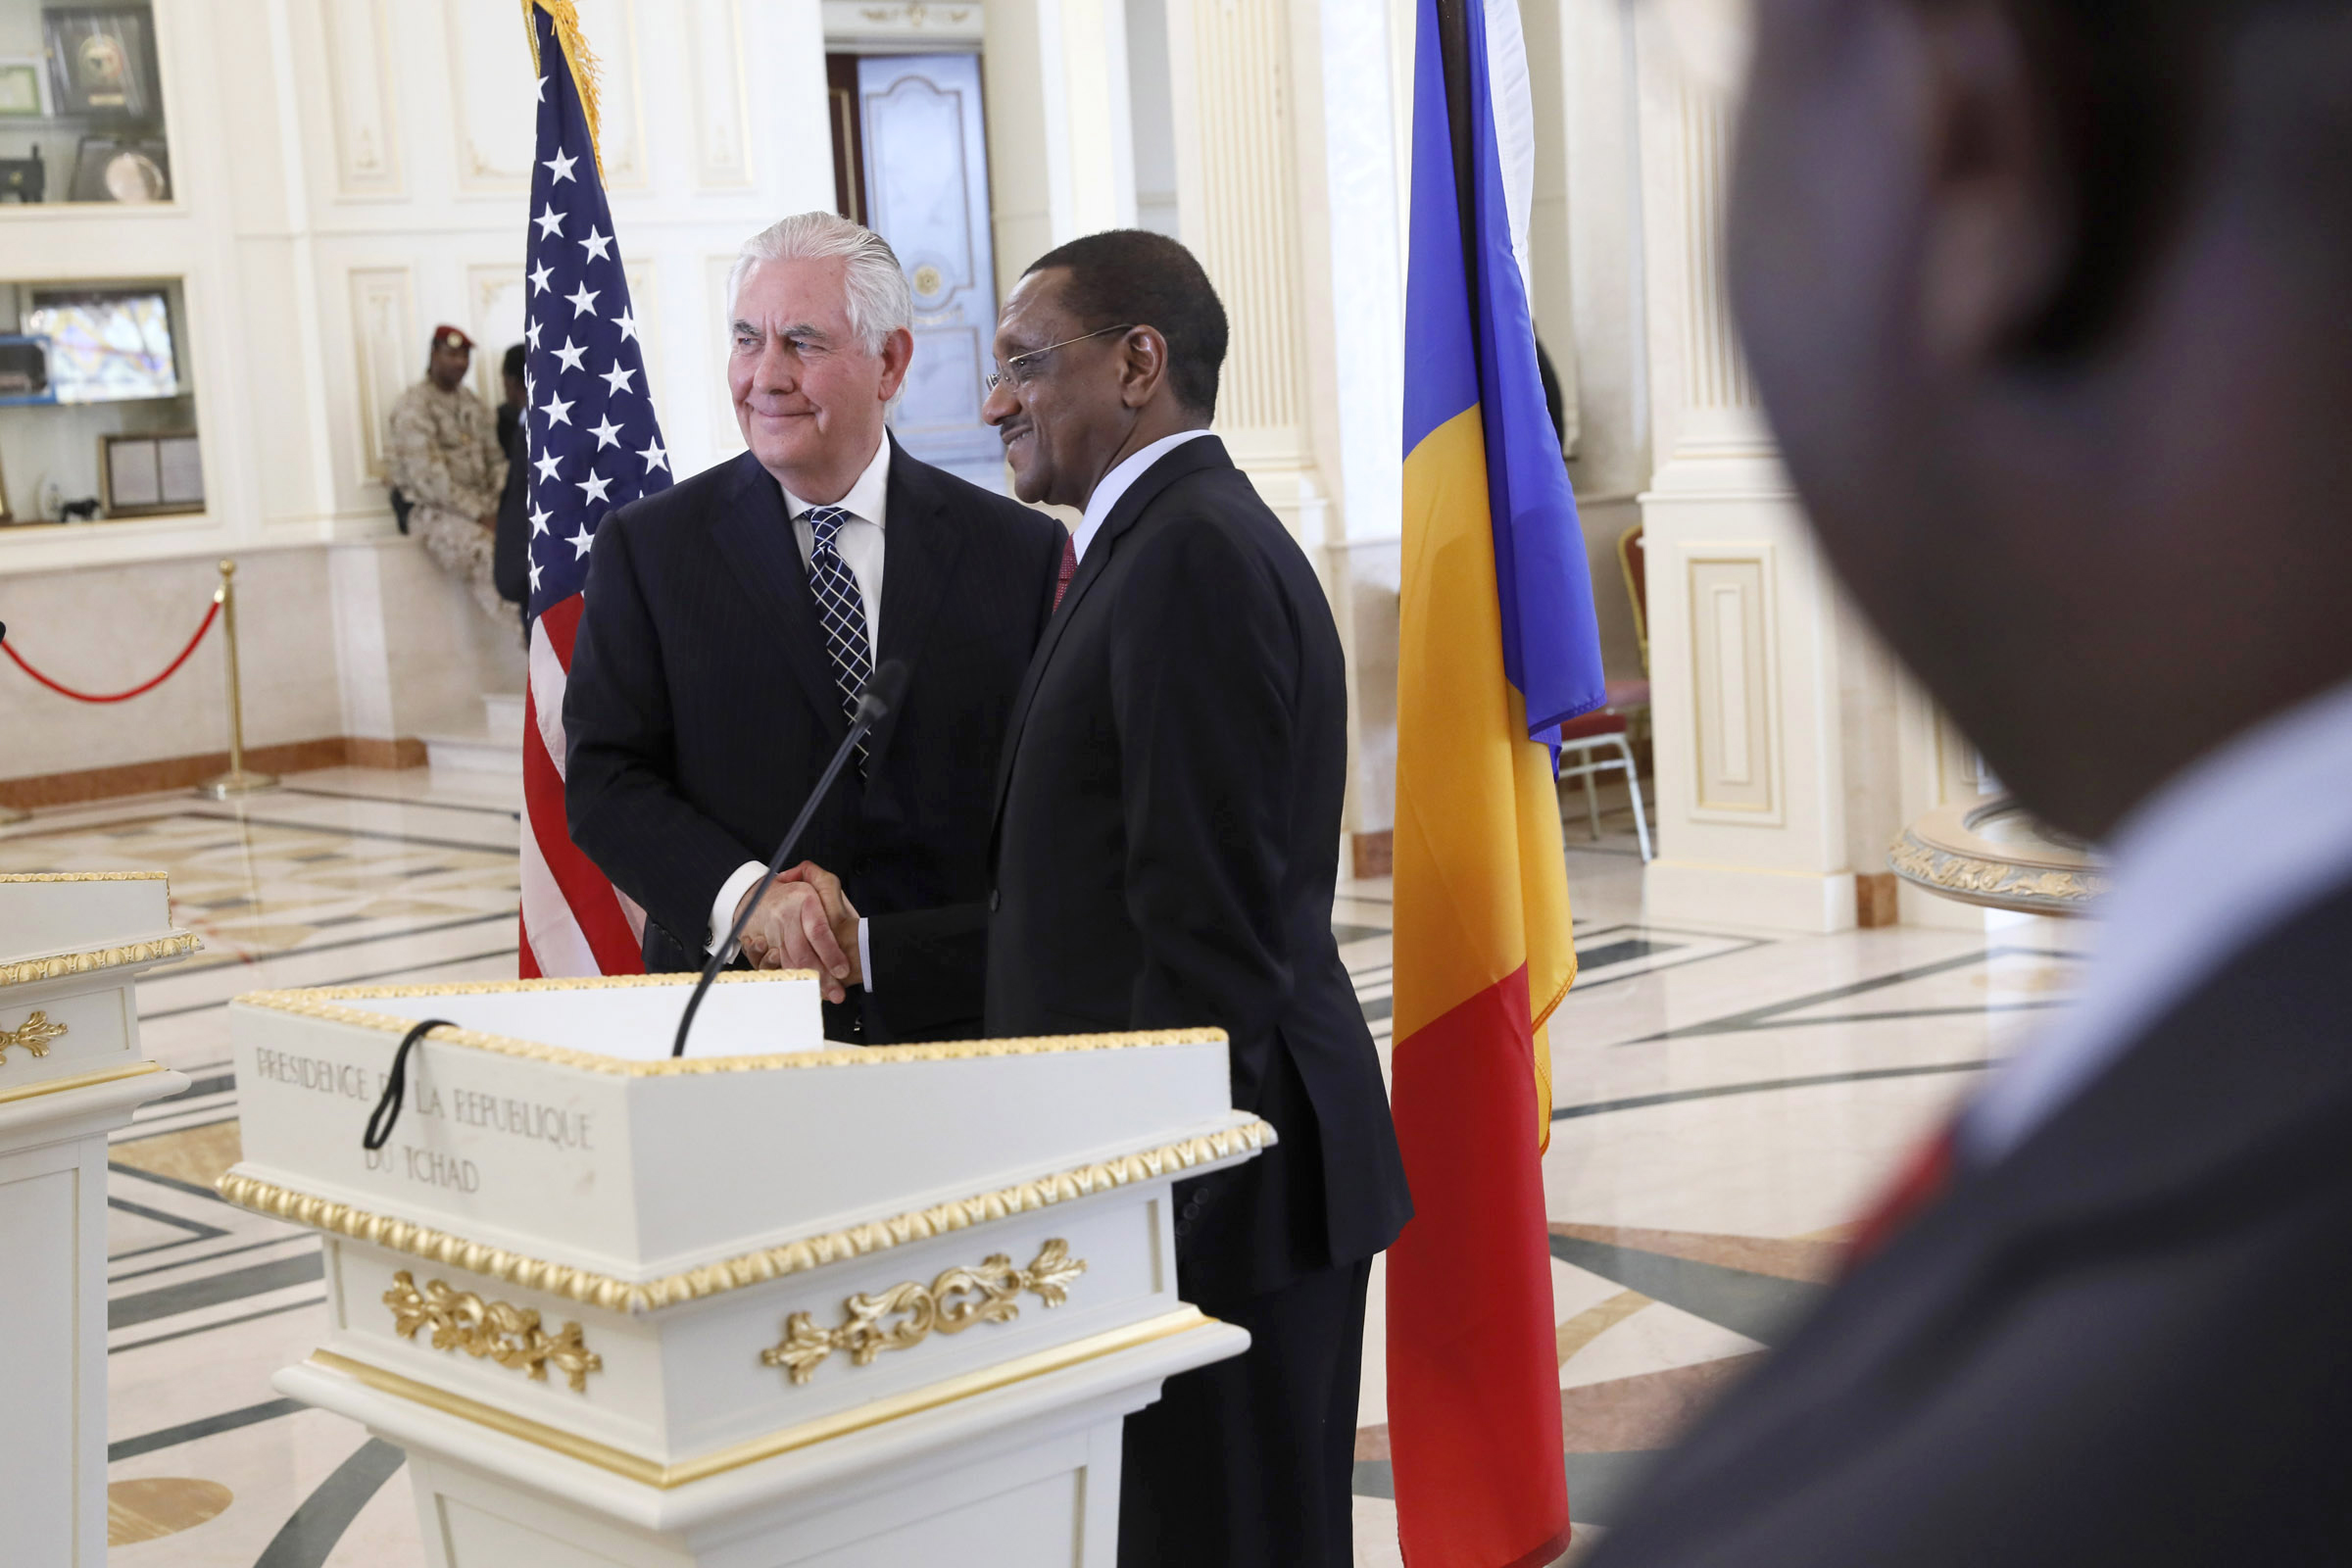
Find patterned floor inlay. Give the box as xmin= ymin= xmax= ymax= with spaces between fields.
xmin=0 ymin=772 xmax=2095 ymax=1566
xmin=1556 ymin=1354 xmax=1767 ymax=1453
xmin=112 ymin=1121 xmax=244 ymax=1192
xmin=1548 ymin=1225 xmax=1846 ymax=1286
xmin=1554 ymin=1289 xmax=1654 ymax=1365
xmin=108 ymin=1477 xmax=235 ymax=1544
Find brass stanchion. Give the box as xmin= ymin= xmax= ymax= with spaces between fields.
xmin=196 ymin=560 xmax=277 ymax=800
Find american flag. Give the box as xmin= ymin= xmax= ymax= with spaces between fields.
xmin=516 ymin=2 xmax=668 ymax=977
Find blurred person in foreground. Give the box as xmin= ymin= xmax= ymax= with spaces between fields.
xmin=1590 ymin=2 xmax=2352 ymax=1565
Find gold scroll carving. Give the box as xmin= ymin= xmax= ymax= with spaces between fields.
xmin=383 ymin=1270 xmax=604 ymax=1393
xmin=0 ymin=1009 xmax=66 ymax=1066
xmin=762 ymin=1238 xmax=1086 ymax=1385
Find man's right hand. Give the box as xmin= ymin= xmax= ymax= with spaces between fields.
xmin=734 ymin=868 xmax=855 ymax=1002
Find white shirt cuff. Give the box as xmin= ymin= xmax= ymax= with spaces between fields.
xmin=857 ymin=917 xmax=874 ymax=993
xmin=709 ymin=861 xmax=769 ymax=956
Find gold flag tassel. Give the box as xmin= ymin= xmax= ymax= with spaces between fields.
xmin=521 ymin=0 xmax=608 ymax=182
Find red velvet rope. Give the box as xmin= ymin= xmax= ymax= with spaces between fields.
xmin=1 ymin=598 xmax=222 ymax=704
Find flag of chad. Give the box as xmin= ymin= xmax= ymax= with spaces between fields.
xmin=1386 ymin=0 xmax=1609 ymax=1559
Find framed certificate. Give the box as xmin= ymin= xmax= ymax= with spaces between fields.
xmin=0 ymin=57 xmax=51 ymax=118
xmin=99 ymin=429 xmax=202 ymax=517
xmin=42 ymin=7 xmax=161 ymax=122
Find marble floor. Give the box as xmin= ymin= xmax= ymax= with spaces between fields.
xmin=0 ymin=767 xmax=2089 ymax=1566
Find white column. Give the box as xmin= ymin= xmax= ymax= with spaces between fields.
xmin=1161 ymin=0 xmax=1329 ymax=546
xmin=984 ymin=0 xmax=1139 ymax=286
xmin=1635 ymin=34 xmax=1871 ymax=932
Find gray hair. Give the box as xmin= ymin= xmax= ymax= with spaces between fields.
xmin=726 ymin=213 xmax=912 ymax=355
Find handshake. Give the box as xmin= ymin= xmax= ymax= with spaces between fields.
xmin=734 ymin=861 xmax=861 ymax=1003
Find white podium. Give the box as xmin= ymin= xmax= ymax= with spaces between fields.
xmin=0 ymin=871 xmax=197 ymax=1566
xmin=220 ymin=973 xmax=1266 ymax=1567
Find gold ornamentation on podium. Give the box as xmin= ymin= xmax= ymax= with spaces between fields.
xmin=0 ymin=931 xmax=199 ymax=990
xmin=0 ymin=1009 xmax=65 ymax=1065
xmin=219 ymin=1118 xmax=1268 ymax=1312
xmin=383 ymin=1270 xmax=604 ymax=1393
xmin=762 ymin=1239 xmax=1086 ymax=1384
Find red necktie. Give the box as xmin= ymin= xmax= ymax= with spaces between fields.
xmin=1053 ymin=532 xmax=1077 ymax=611
xmin=1845 ymin=1123 xmax=1958 ymax=1270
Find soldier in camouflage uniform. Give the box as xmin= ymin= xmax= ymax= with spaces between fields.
xmin=387 ymin=324 xmax=509 ymax=623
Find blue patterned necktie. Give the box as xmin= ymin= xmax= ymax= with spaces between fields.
xmin=804 ymin=504 xmax=874 ymax=772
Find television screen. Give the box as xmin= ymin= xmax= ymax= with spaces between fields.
xmin=24 ymin=290 xmax=177 ymax=403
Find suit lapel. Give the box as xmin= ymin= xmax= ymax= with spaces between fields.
xmin=707 ymin=453 xmax=847 ymax=744
xmin=988 ymin=435 xmax=1233 ymax=829
xmin=866 ymin=439 xmax=963 ymax=773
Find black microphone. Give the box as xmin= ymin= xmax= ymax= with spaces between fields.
xmin=669 ymin=660 xmax=908 ymax=1058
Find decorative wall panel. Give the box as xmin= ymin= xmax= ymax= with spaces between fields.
xmin=466 ymin=265 xmax=527 ymax=407
xmin=349 ymin=268 xmax=418 ymax=482
xmin=322 ymin=0 xmax=403 ymax=198
xmin=683 ymin=0 xmax=754 ymax=189
xmin=442 ymin=0 xmax=661 ymax=193
xmin=624 ymin=259 xmax=665 ymax=420
xmin=822 ymin=0 xmax=984 ymax=48
xmin=707 ymin=252 xmax=746 ymax=454
xmin=1687 ymin=553 xmax=1777 ymax=816
xmin=576 ymin=0 xmax=648 ymax=188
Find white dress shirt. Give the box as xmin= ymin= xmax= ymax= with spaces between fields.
xmin=1964 ymin=673 xmax=2352 ymax=1162
xmin=708 ymin=434 xmax=892 ymax=976
xmin=1070 ymin=428 xmax=1215 ymax=564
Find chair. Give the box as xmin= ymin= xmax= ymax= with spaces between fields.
xmin=1554 ymin=521 xmax=1654 ymax=860
xmin=1620 ymin=521 xmax=1648 ymax=672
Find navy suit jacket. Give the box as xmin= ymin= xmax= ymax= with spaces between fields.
xmin=564 ymin=438 xmax=1062 ymax=1042
xmin=984 ymin=436 xmax=1412 ymax=1302
xmin=1590 ymin=877 xmax=2352 ymax=1566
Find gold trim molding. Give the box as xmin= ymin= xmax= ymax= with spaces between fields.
xmin=1 ymin=932 xmax=201 ymax=990
xmin=217 ymin=1118 xmax=1273 ymax=1314
xmin=0 ymin=1059 xmax=160 ymax=1107
xmin=311 ymin=1306 xmax=1213 ymax=1489
xmin=385 ymin=1271 xmax=604 ymax=1393
xmin=1887 ymin=834 xmax=2103 ymax=915
xmin=763 ymin=1238 xmax=1085 ymax=1385
xmin=0 ymin=871 xmax=169 ymax=882
xmin=234 ymin=979 xmax=1228 ymax=1076
xmin=0 ymin=1009 xmax=65 ymax=1065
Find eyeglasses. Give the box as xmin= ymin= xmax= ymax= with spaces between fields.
xmin=983 ymin=323 xmax=1136 ymax=395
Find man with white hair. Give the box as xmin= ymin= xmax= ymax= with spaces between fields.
xmin=564 ymin=213 xmax=1064 ymax=1041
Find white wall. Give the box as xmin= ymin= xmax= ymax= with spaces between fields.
xmin=0 ymin=0 xmax=833 ymax=784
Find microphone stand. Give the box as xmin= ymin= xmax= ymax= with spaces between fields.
xmin=670 ymin=661 xmax=906 ymax=1058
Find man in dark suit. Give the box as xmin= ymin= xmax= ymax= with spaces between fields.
xmin=564 ymin=214 xmax=1061 ymax=1042
xmin=1591 ymin=2 xmax=2352 ymax=1564
xmin=978 ymin=229 xmax=1412 ymax=1568
xmin=493 ymin=344 xmax=530 ymax=632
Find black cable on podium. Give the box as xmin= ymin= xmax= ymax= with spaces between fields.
xmin=670 ymin=660 xmax=907 ymax=1059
